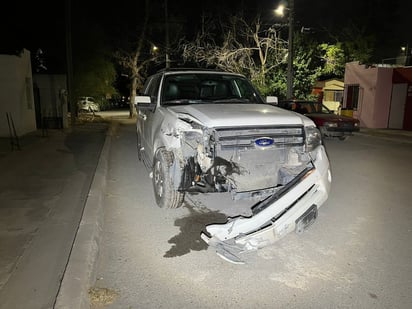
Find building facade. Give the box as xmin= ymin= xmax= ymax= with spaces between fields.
xmin=0 ymin=49 xmax=36 ymax=137
xmin=344 ymin=61 xmax=412 ymax=130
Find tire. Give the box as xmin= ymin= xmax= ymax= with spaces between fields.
xmin=136 ymin=132 xmax=142 ymax=161
xmin=338 ymin=136 xmax=348 ymax=141
xmin=319 ymin=126 xmax=329 ymax=140
xmin=152 ymin=149 xmax=184 ymax=208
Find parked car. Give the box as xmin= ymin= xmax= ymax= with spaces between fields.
xmin=77 ymin=96 xmax=100 ymax=112
xmin=108 ymin=96 xmax=130 ymax=109
xmin=134 ymin=68 xmax=332 ymax=262
xmin=277 ymin=100 xmax=360 ymax=140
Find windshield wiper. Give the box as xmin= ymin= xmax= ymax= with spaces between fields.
xmin=162 ymin=99 xmax=200 ymax=106
xmin=209 ymin=98 xmax=251 ymax=103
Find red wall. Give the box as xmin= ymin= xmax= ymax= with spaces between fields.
xmin=393 ymin=68 xmax=412 ymax=130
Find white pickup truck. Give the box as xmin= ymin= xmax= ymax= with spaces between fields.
xmin=135 ymin=69 xmax=332 ymax=263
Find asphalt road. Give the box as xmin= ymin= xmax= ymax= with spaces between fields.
xmin=88 ymin=122 xmax=412 ymax=309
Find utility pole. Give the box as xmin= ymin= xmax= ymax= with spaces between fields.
xmin=65 ymin=0 xmax=75 ymax=127
xmin=286 ymin=0 xmax=294 ymax=99
xmin=165 ymin=0 xmax=171 ymax=69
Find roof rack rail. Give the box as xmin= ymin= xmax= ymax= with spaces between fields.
xmin=156 ymin=67 xmax=225 ymax=73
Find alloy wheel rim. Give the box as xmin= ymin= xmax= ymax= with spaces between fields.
xmin=154 ymin=161 xmax=163 ymax=197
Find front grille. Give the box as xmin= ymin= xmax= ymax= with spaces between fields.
xmin=339 ymin=122 xmax=354 ymax=128
xmin=214 ymin=126 xmax=305 ymax=150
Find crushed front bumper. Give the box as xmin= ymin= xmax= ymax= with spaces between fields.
xmin=201 ymin=145 xmax=331 ymax=264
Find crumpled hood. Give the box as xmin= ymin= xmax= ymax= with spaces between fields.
xmin=168 ymin=104 xmax=311 ymax=127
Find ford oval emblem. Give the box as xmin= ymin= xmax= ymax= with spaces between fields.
xmin=255 ymin=137 xmax=274 ymax=147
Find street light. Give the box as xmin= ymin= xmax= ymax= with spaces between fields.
xmin=275 ymin=0 xmax=294 ymax=99
xmin=274 ymin=4 xmax=286 ymax=16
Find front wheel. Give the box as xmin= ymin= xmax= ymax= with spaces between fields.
xmin=152 ymin=149 xmax=184 ymax=208
xmin=136 ymin=132 xmax=142 ymax=161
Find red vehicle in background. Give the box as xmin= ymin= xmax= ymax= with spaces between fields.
xmin=277 ymin=100 xmax=360 ymax=141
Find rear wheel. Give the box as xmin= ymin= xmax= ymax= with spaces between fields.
xmin=152 ymin=149 xmax=184 ymax=208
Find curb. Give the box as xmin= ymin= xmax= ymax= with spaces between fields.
xmin=54 ymin=121 xmax=117 ymax=309
xmin=355 ymin=130 xmax=412 ymax=144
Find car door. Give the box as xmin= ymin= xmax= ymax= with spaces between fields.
xmin=139 ymin=74 xmax=161 ymax=164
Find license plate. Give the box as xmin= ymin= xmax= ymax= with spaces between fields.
xmin=295 ymin=204 xmax=318 ymax=234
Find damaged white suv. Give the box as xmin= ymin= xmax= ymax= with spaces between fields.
xmin=135 ymin=69 xmax=332 ymax=262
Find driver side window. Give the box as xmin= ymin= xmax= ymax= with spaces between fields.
xmin=144 ymin=75 xmax=161 ymax=104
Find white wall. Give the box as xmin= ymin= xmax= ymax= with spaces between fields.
xmin=0 ymin=49 xmax=36 ymax=137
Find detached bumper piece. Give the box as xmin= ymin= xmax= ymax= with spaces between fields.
xmin=201 ymin=148 xmax=331 ymax=264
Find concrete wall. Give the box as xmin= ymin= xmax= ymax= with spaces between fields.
xmin=0 ymin=49 xmax=36 ymax=137
xmin=33 ymin=74 xmax=68 ymax=129
xmin=344 ymin=62 xmax=393 ymax=128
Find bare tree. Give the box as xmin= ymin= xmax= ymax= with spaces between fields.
xmin=114 ymin=0 xmax=153 ymax=118
xmin=181 ymin=15 xmax=288 ymax=93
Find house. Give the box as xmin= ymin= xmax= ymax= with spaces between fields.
xmin=344 ymin=61 xmax=412 ymax=130
xmin=0 ymin=49 xmax=36 ymax=137
xmin=0 ymin=49 xmax=69 ymax=139
xmin=312 ymin=79 xmax=344 ymax=113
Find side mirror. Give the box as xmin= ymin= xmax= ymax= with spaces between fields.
xmin=135 ymin=96 xmax=155 ymax=112
xmin=266 ymin=96 xmax=278 ymax=105
xmin=135 ymin=95 xmax=151 ymax=104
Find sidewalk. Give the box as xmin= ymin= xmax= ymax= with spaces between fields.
xmin=355 ymin=127 xmax=412 ymax=143
xmin=0 ymin=117 xmax=110 ymax=309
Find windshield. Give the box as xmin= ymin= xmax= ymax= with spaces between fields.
xmin=161 ymin=73 xmax=264 ymax=105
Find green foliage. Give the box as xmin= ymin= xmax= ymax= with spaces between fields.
xmin=319 ymin=43 xmax=345 ymax=77
xmin=74 ymin=55 xmax=117 ymax=95
xmin=294 ymin=51 xmax=323 ymax=99
xmin=267 ymin=28 xmax=372 ymax=100
xmin=266 ymin=33 xmax=322 ymax=100
xmin=264 ymin=70 xmax=287 ymax=97
xmin=251 ymin=72 xmax=274 ymax=96
xmin=72 ymin=21 xmax=118 ymax=109
xmin=338 ymin=23 xmax=374 ymax=64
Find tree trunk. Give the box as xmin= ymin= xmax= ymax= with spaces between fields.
xmin=129 ymin=78 xmax=137 ymax=118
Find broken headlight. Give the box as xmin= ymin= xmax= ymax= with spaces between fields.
xmin=305 ymin=126 xmax=322 ymax=152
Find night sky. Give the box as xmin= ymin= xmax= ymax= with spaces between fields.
xmin=2 ymin=0 xmax=412 ymax=73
